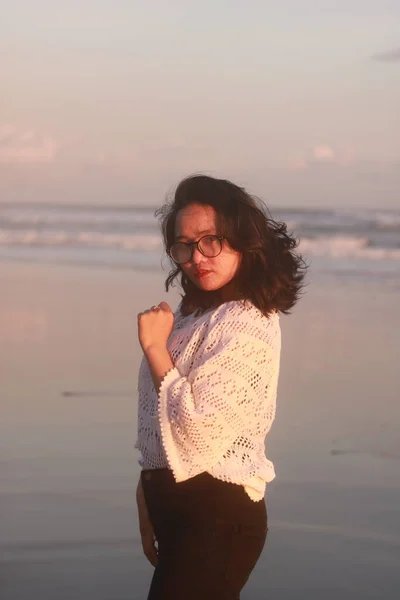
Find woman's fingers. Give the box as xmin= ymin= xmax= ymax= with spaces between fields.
xmin=158 ymin=301 xmax=172 ymax=312
xmin=138 ymin=301 xmax=171 ymax=314
xmin=141 ymin=531 xmax=158 ymax=567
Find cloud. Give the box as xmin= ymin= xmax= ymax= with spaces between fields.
xmin=287 ymin=144 xmax=356 ymax=172
xmin=372 ymin=47 xmax=400 ymax=63
xmin=312 ymin=145 xmax=334 ymax=161
xmin=0 ymin=125 xmax=58 ymax=163
xmin=84 ymin=134 xmax=188 ymax=167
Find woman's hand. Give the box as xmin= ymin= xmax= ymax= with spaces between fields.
xmin=139 ymin=514 xmax=158 ymax=568
xmin=137 ymin=479 xmax=158 ymax=567
xmin=137 ymin=301 xmax=175 ymax=353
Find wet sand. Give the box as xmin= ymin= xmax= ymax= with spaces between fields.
xmin=1 ymin=262 xmax=399 ymax=599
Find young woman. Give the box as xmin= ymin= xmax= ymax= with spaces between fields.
xmin=135 ymin=174 xmax=306 ymax=599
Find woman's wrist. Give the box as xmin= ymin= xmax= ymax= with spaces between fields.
xmin=144 ymin=345 xmax=174 ymax=394
xmin=143 ymin=343 xmax=167 ymax=357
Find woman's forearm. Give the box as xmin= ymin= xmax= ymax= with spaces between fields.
xmin=143 ymin=345 xmax=174 ymax=394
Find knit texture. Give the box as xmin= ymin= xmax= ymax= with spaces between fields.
xmin=135 ymin=300 xmax=281 ymax=501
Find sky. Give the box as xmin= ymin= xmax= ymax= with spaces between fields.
xmin=1 ymin=0 xmax=400 ymax=208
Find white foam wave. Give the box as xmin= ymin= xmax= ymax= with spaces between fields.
xmin=0 ymin=230 xmax=162 ymax=251
xmin=277 ymin=209 xmax=400 ymax=233
xmin=299 ymin=236 xmax=400 ymax=261
xmin=2 ymin=206 xmax=400 ymax=237
xmin=375 ymin=212 xmax=400 ymax=230
xmin=1 ymin=229 xmax=399 ymax=262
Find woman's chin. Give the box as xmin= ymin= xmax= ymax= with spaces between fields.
xmin=195 ymin=279 xmax=230 ymax=293
xmin=196 ymin=280 xmax=216 ymax=291
xmin=190 ymin=275 xmax=218 ymax=291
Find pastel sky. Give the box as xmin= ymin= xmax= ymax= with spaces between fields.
xmin=1 ymin=0 xmax=399 ymax=207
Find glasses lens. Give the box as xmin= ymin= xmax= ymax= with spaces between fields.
xmin=169 ymin=242 xmax=191 ymax=264
xmin=169 ymin=236 xmax=223 ymax=264
xmin=198 ymin=235 xmax=222 ymax=257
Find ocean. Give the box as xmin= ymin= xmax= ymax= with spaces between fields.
xmin=1 ymin=203 xmax=399 ymax=281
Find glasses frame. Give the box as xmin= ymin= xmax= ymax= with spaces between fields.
xmin=167 ymin=234 xmax=225 ymax=265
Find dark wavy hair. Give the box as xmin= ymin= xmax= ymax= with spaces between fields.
xmin=155 ymin=174 xmax=307 ymax=317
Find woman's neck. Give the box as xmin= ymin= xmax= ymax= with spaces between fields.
xmin=181 ymin=277 xmax=243 ymax=317
xmin=217 ymin=279 xmax=243 ymax=303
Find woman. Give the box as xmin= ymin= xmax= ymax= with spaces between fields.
xmin=135 ymin=174 xmax=306 ymax=599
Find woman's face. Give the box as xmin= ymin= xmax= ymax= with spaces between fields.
xmin=174 ymin=203 xmax=242 ymax=291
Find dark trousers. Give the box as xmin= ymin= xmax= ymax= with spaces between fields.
xmin=141 ymin=469 xmax=268 ymax=600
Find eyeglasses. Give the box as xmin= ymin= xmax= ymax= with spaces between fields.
xmin=168 ymin=235 xmax=225 ymax=264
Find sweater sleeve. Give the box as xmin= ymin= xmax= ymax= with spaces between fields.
xmin=157 ymin=318 xmax=277 ymax=482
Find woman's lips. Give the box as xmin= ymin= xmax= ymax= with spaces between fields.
xmin=194 ymin=270 xmax=211 ymax=279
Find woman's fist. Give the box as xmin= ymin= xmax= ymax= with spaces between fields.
xmin=137 ymin=301 xmax=174 ymax=353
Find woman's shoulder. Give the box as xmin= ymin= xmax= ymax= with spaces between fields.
xmin=174 ymin=299 xmax=280 ymax=338
xmin=211 ymin=299 xmax=279 ymax=322
xmin=207 ymin=300 xmax=280 ymax=343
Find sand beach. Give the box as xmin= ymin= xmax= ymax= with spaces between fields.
xmin=1 ymin=257 xmax=399 ymax=599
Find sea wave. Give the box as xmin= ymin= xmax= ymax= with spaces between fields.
xmin=1 ymin=229 xmax=400 ymax=261
xmin=0 ymin=206 xmax=158 ymax=229
xmin=1 ymin=206 xmax=400 ymax=234
xmin=299 ymin=236 xmax=400 ymax=261
xmin=0 ymin=230 xmax=162 ymax=251
xmin=374 ymin=212 xmax=400 ymax=230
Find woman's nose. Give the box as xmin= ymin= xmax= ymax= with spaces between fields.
xmin=191 ymin=247 xmax=204 ymax=264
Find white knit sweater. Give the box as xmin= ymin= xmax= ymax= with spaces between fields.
xmin=135 ymin=299 xmax=281 ymax=501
